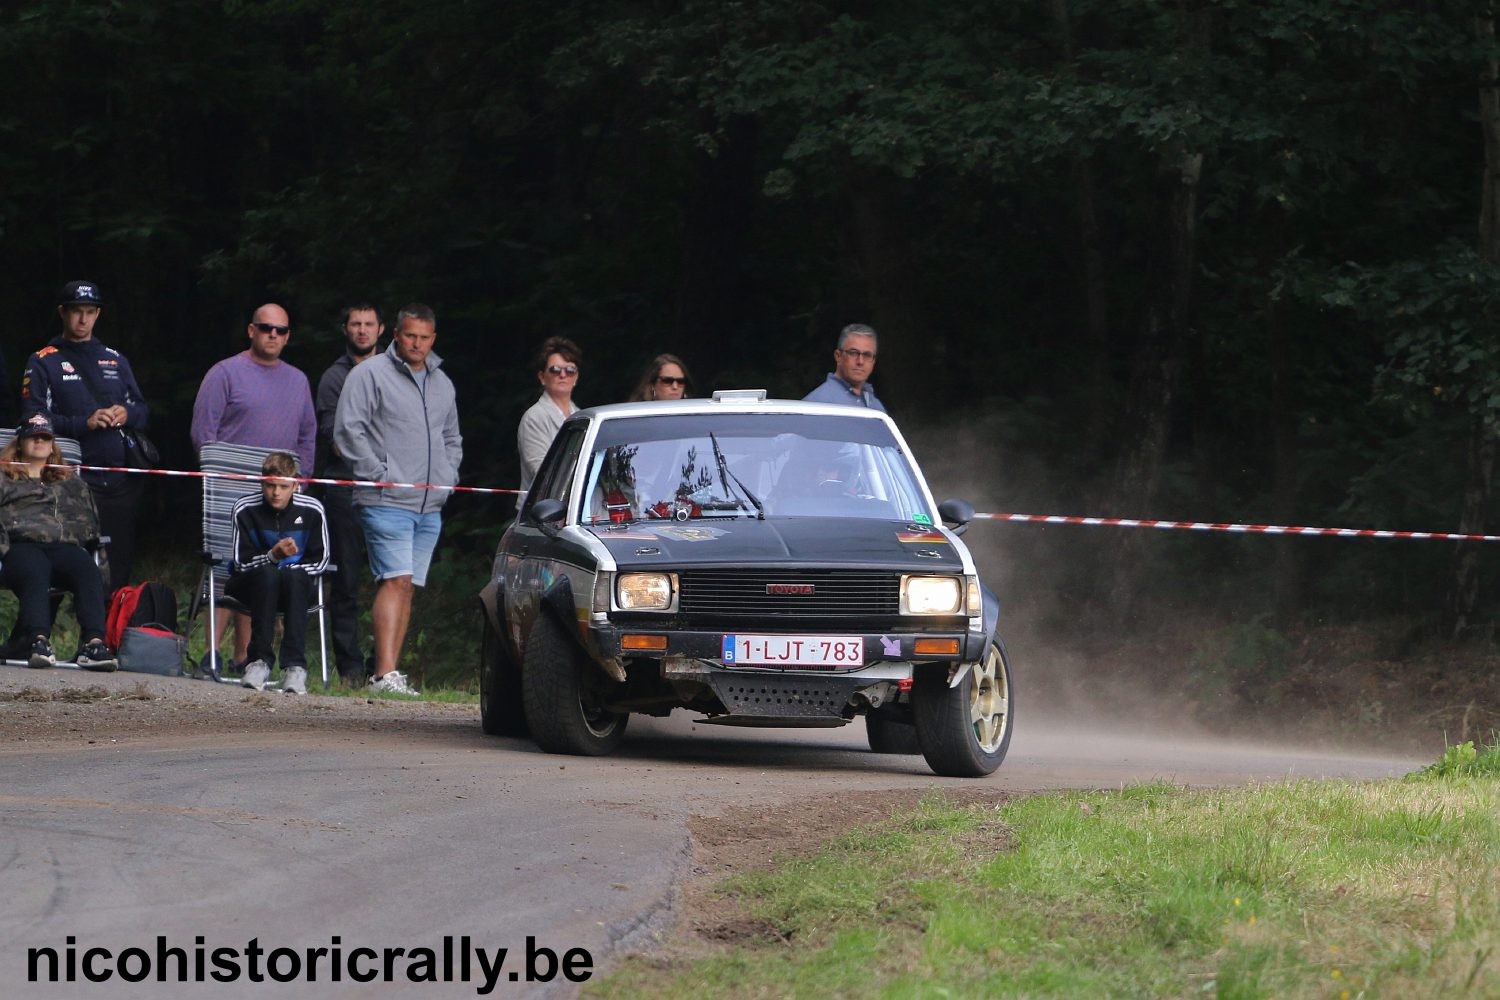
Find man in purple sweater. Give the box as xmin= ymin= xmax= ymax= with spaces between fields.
xmin=191 ymin=303 xmax=318 ymax=674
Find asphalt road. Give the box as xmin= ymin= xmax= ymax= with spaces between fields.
xmin=0 ymin=664 xmax=1422 ymax=998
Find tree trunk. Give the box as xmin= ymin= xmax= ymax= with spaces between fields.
xmin=1451 ymin=15 xmax=1500 ymax=636
xmin=1268 ymin=257 xmax=1301 ymax=624
xmin=1047 ymin=0 xmax=1112 ymax=446
xmin=1105 ymin=143 xmax=1202 ymax=618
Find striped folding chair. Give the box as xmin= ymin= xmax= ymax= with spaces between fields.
xmin=187 ymin=442 xmax=333 ymax=687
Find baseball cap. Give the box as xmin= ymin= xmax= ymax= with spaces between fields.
xmin=58 ymin=280 xmax=103 ymax=306
xmin=18 ymin=412 xmax=56 ymax=439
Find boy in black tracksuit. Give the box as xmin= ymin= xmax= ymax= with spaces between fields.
xmin=227 ymin=452 xmax=329 ymax=694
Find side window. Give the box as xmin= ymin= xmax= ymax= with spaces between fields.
xmin=526 ymin=425 xmax=587 ymax=516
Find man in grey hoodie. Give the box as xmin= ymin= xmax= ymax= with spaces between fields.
xmin=332 ymin=303 xmax=462 ymax=696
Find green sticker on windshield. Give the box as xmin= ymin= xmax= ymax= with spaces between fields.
xmin=911 ymin=512 xmax=933 ymax=526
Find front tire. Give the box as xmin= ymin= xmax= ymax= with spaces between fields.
xmin=521 ymin=613 xmax=628 ymax=756
xmin=479 ymin=615 xmax=528 ymax=738
xmin=913 ymin=640 xmax=1013 ymax=777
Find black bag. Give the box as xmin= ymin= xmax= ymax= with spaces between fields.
xmin=106 ymin=581 xmax=180 ymax=649
xmin=118 ymin=626 xmax=187 ymax=676
xmin=122 ymin=429 xmax=159 ymax=469
xmin=130 ymin=581 xmax=178 ymax=631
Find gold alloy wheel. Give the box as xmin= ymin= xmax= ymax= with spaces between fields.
xmin=970 ymin=642 xmax=1010 ymax=753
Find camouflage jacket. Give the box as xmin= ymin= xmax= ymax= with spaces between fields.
xmin=0 ymin=473 xmax=100 ymax=556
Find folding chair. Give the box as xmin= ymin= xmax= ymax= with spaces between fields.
xmin=0 ymin=429 xmax=110 ymax=667
xmin=187 ymin=442 xmax=333 ymax=687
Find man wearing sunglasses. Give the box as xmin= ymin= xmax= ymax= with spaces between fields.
xmin=516 ymin=336 xmax=582 ymax=507
xmin=803 ymin=322 xmax=887 ymax=413
xmin=191 ymin=302 xmax=318 ymax=672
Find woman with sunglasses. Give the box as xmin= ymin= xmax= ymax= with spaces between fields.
xmin=0 ymin=414 xmax=116 ymax=670
xmin=627 ymin=354 xmax=693 ymax=402
xmin=517 ymin=336 xmax=583 ymax=506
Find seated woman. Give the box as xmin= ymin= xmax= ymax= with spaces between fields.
xmin=0 ymin=414 xmax=116 ymax=670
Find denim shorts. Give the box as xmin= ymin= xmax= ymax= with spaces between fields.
xmin=358 ymin=506 xmax=442 ymax=586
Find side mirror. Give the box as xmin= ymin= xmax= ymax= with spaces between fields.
xmin=528 ymin=498 xmax=566 ymax=534
xmin=937 ymin=498 xmax=974 ymax=537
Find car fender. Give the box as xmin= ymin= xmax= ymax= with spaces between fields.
xmin=535 ymin=575 xmax=627 ymax=683
xmin=478 ymin=579 xmax=502 ymax=634
xmin=979 ymin=581 xmax=1001 ymax=649
xmin=925 ymin=581 xmax=1002 ymax=688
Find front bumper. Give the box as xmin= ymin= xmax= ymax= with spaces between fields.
xmin=589 ymin=625 xmax=986 ymax=665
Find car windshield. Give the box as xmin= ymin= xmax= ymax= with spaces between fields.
xmin=578 ymin=412 xmax=933 ymax=526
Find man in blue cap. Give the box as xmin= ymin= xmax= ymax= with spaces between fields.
xmin=22 ymin=280 xmax=152 ymax=594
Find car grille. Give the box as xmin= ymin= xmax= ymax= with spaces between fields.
xmin=678 ymin=569 xmax=902 ymax=618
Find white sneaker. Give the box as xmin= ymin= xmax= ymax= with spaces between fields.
xmin=367 ymin=670 xmax=419 ymax=696
xmin=282 ymin=665 xmax=308 ymax=696
xmin=241 ymin=659 xmax=271 ymax=691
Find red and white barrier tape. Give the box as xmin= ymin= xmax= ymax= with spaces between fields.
xmin=9 ymin=462 xmax=1496 ymax=541
xmin=17 ymin=461 xmax=521 ymax=496
xmin=974 ymin=512 xmax=1500 ymax=543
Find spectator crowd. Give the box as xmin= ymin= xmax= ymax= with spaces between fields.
xmin=2 ymin=280 xmax=885 ymax=693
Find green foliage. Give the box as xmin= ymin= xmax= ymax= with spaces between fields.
xmin=597 ymin=780 xmax=1500 ymax=998
xmin=1411 ymin=738 xmax=1500 ymax=780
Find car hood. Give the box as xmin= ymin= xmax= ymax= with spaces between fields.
xmin=588 ymin=517 xmax=963 ymax=570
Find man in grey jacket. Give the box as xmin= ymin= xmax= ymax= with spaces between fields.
xmin=332 ymin=303 xmax=462 ymax=696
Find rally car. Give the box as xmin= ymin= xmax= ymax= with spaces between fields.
xmin=476 ymin=391 xmax=1012 ymax=777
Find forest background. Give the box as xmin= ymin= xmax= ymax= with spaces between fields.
xmin=4 ymin=1 xmax=1499 ymax=738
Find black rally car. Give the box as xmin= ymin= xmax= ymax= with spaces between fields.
xmin=477 ymin=391 xmax=1012 ymax=777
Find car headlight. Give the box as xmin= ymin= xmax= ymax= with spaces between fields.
xmin=616 ymin=572 xmax=675 ymax=610
xmin=902 ymin=575 xmax=963 ymax=615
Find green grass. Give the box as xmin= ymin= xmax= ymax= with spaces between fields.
xmin=594 ymin=742 xmax=1500 ymax=999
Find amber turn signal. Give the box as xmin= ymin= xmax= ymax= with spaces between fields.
xmin=913 ymin=638 xmax=960 ymax=656
xmin=621 ymin=634 xmax=668 ymax=651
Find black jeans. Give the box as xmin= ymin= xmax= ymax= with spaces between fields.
xmin=321 ymin=485 xmax=367 ymax=679
xmin=0 ymin=541 xmax=107 ymax=641
xmin=225 ymin=565 xmax=313 ymax=669
xmin=89 ymin=474 xmax=144 ymax=595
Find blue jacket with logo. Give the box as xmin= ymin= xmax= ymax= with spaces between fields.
xmin=21 ymin=336 xmax=149 ymax=486
xmin=230 ymin=492 xmax=330 ymax=575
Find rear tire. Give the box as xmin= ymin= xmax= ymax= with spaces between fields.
xmin=479 ymin=615 xmax=528 ymax=738
xmin=866 ymin=713 xmax=921 ymax=754
xmin=913 ymin=640 xmax=1013 ymax=777
xmin=521 ymin=613 xmax=628 ymax=756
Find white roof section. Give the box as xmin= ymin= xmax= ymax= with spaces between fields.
xmin=573 ymin=394 xmax=893 ymax=423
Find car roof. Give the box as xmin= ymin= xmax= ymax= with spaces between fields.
xmin=572 ymin=395 xmax=894 ymax=423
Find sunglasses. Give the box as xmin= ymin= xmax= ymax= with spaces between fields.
xmin=838 ymin=348 xmax=876 ymax=362
xmin=252 ymin=322 xmax=291 ymax=335
xmin=546 ymin=364 xmax=579 ymax=377
xmin=655 ymin=375 xmax=687 ymax=387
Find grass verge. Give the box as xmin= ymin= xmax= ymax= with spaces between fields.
xmin=594 ymin=741 xmax=1500 ymax=999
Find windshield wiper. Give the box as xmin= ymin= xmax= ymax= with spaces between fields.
xmin=709 ymin=432 xmax=765 ymax=519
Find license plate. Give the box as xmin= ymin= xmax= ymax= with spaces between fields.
xmin=722 ymin=634 xmax=864 ymax=668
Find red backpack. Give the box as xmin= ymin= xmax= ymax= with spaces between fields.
xmin=106 ymin=582 xmax=179 ymax=651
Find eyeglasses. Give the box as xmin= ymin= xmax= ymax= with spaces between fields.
xmin=839 ymin=348 xmax=876 ymax=362
xmin=655 ymin=375 xmax=687 ymax=387
xmin=546 ymin=365 xmax=579 ymax=377
xmin=252 ymin=322 xmax=290 ymax=335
